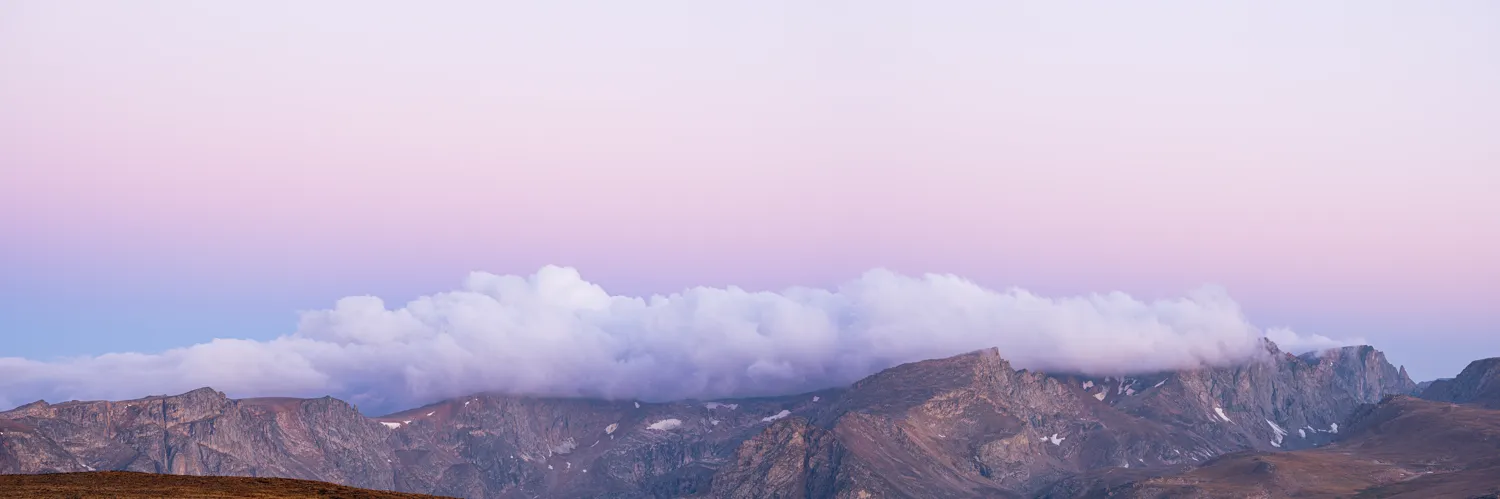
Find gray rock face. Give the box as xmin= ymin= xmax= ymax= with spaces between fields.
xmin=371 ymin=394 xmax=813 ymax=498
xmin=0 ymin=388 xmax=396 ymax=489
xmin=1418 ymin=357 xmax=1500 ymax=409
xmin=709 ymin=417 xmax=843 ymax=499
xmin=1 ymin=344 xmax=1420 ymax=498
xmin=1106 ymin=343 xmax=1418 ymax=455
xmin=1053 ymin=395 xmax=1500 ymax=498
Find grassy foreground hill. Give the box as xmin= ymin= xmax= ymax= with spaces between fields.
xmin=0 ymin=471 xmax=451 ymax=499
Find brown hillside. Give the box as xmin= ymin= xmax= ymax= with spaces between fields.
xmin=0 ymin=471 xmax=452 ymax=499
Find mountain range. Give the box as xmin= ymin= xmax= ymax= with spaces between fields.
xmin=3 ymin=341 xmax=1498 ymax=498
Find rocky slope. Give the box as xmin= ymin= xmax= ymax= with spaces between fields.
xmin=0 ymin=343 xmax=1424 ymax=498
xmin=1419 ymin=357 xmax=1500 ymax=409
xmin=0 ymin=389 xmax=395 ymax=488
xmin=1053 ymin=395 xmax=1500 ymax=498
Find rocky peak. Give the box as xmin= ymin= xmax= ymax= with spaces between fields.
xmin=1418 ymin=357 xmax=1500 ymax=409
xmin=0 ymin=400 xmax=53 ymax=419
xmin=710 ymin=417 xmax=844 ymax=499
xmin=1 ymin=389 xmax=393 ymax=488
xmin=839 ymin=347 xmax=1009 ymax=417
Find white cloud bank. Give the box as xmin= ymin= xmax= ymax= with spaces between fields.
xmin=1265 ymin=327 xmax=1366 ymax=354
xmin=0 ymin=266 xmax=1361 ymax=414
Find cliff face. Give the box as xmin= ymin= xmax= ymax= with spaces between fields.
xmin=1 ymin=344 xmax=1424 ymax=498
xmin=0 ymin=388 xmax=396 ymax=489
xmin=371 ymin=393 xmax=817 ymax=498
xmin=1419 ymin=357 xmax=1500 ymax=409
xmin=1106 ymin=343 xmax=1418 ymax=454
xmin=1054 ymin=395 xmax=1500 ymax=499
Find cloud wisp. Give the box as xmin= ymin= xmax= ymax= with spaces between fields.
xmin=0 ymin=266 xmax=1360 ymax=414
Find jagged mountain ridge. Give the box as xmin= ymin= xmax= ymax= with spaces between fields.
xmin=0 ymin=343 xmax=1419 ymax=498
xmin=1050 ymin=395 xmax=1500 ymax=498
xmin=1419 ymin=357 xmax=1500 ymax=409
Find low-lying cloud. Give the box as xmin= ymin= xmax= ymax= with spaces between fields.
xmin=0 ymin=266 xmax=1361 ymax=414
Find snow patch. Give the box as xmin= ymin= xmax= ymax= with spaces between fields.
xmin=380 ymin=422 xmax=402 ymax=429
xmin=402 ymin=420 xmax=412 ymax=425
xmin=812 ymin=396 xmax=820 ymax=402
xmin=1267 ymin=419 xmax=1288 ymax=447
xmin=1329 ymin=423 xmax=1338 ymax=434
xmin=548 ymin=465 xmax=553 ymax=470
xmin=605 ymin=423 xmax=618 ymax=434
xmin=1093 ymin=392 xmax=1106 ymax=401
xmin=426 ymin=411 xmax=434 ymax=417
xmin=1298 ymin=429 xmax=1306 ymax=438
xmin=762 ymin=410 xmax=792 ymax=423
xmin=1082 ymin=381 xmax=1094 ymax=389
xmin=705 ymin=402 xmax=738 ymax=410
xmin=646 ymin=419 xmax=682 ymax=431
xmin=1214 ymin=407 xmax=1232 ymax=423
xmin=1125 ymin=388 xmax=1135 ymax=396
xmin=1047 ymin=433 xmax=1065 ymax=445
xmin=634 ymin=402 xmax=641 ymax=409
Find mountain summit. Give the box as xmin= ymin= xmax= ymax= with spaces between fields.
xmin=1419 ymin=357 xmax=1500 ymax=409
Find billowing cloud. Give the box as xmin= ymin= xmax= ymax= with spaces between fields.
xmin=1264 ymin=327 xmax=1365 ymax=355
xmin=0 ymin=266 xmax=1359 ymax=414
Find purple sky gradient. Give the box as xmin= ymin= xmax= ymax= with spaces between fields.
xmin=1 ymin=1 xmax=1497 ymax=383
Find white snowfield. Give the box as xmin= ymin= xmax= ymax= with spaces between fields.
xmin=646 ymin=419 xmax=682 ymax=431
xmin=761 ymin=410 xmax=791 ymax=423
xmin=1267 ymin=419 xmax=1288 ymax=448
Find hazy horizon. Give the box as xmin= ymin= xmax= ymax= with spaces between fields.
xmin=2 ymin=265 xmax=1367 ymax=414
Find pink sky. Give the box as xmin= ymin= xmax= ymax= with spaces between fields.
xmin=1 ymin=1 xmax=1497 ymax=381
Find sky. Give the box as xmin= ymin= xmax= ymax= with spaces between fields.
xmin=0 ymin=0 xmax=1497 ymax=402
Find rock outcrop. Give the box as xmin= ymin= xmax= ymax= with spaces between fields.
xmin=1056 ymin=395 xmax=1500 ymax=498
xmin=1419 ymin=357 xmax=1500 ymax=409
xmin=0 ymin=388 xmax=395 ymax=489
